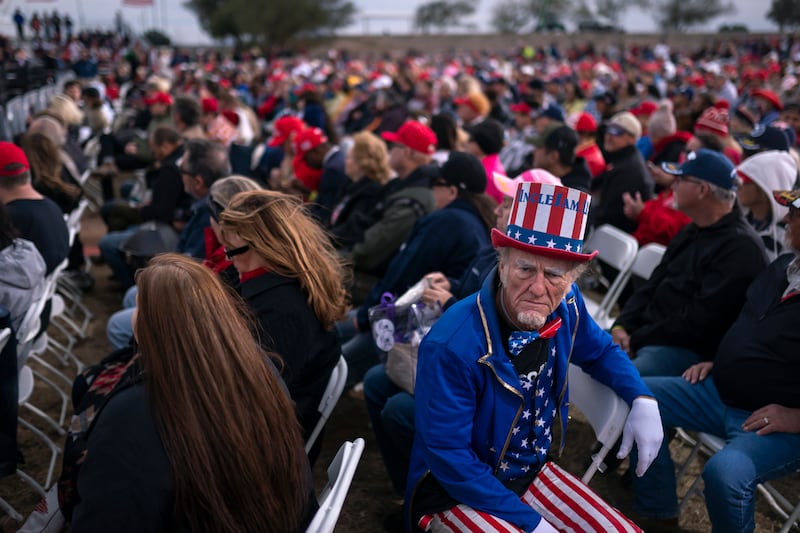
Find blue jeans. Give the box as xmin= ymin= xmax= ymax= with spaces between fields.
xmin=106 ymin=286 xmax=137 ymax=350
xmin=99 ymin=226 xmax=138 ymax=289
xmin=632 ymin=376 xmax=800 ymax=532
xmin=363 ymin=364 xmax=415 ymax=495
xmin=633 ymin=345 xmax=701 ymax=377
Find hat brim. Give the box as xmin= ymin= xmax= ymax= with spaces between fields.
xmin=267 ymin=135 xmax=288 ymax=148
xmin=380 ymin=131 xmax=401 ymax=144
xmin=752 ymin=90 xmax=783 ymax=111
xmin=492 ymin=172 xmax=517 ymax=197
xmin=491 ymin=228 xmax=598 ymax=263
xmin=734 ymin=134 xmax=762 ymax=151
xmin=661 ymin=161 xmax=684 ymax=175
xmin=773 ymin=190 xmax=800 ymax=208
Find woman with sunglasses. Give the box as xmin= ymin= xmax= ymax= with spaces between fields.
xmin=220 ymin=190 xmax=348 ymax=462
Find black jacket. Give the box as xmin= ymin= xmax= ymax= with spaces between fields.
xmin=614 ymin=207 xmax=768 ymax=360
xmin=713 ymin=254 xmax=800 ymax=411
xmin=591 ymin=144 xmax=654 ymax=233
xmin=330 ymin=177 xmax=385 ymax=248
xmin=560 ymin=156 xmax=592 ymax=193
xmin=139 ymin=145 xmax=191 ymax=224
xmin=240 ymin=272 xmax=341 ymax=436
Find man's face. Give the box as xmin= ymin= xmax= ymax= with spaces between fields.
xmin=180 ymin=159 xmax=201 ymax=199
xmin=457 ymin=104 xmax=477 ymax=124
xmin=65 ymin=84 xmax=81 ymax=102
xmin=303 ymin=145 xmax=325 ymax=169
xmin=498 ymin=247 xmax=575 ymax=330
xmin=603 ymin=129 xmax=633 ymax=153
xmin=387 ymin=143 xmax=409 ymax=174
xmin=532 ymin=146 xmax=555 ymax=171
xmin=671 ymin=173 xmax=706 ymax=214
xmin=781 ymin=109 xmax=800 ymax=133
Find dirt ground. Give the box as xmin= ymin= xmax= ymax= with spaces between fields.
xmin=1 ymin=209 xmax=797 ymax=532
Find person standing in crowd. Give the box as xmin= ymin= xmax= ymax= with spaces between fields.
xmin=71 ymin=254 xmax=317 ymax=532
xmin=406 ymin=181 xmax=663 ymax=532
xmin=13 ymin=9 xmax=25 ymax=41
xmin=531 ymin=124 xmax=592 ymax=192
xmin=219 ymin=190 xmax=347 ymax=462
xmin=291 ymin=127 xmax=347 ymax=224
xmin=630 ymin=188 xmax=800 ymax=533
xmin=612 ymin=149 xmax=768 ymax=377
xmin=591 ymin=111 xmax=654 ymax=233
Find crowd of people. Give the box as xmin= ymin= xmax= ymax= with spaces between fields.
xmin=0 ymin=28 xmax=799 ymax=532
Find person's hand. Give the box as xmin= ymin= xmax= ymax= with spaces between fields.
xmin=531 ymin=517 xmax=559 ymax=533
xmin=124 ymin=141 xmax=138 ymax=155
xmin=421 ymin=285 xmax=453 ymax=308
xmin=611 ymin=326 xmax=631 ymax=355
xmin=622 ymin=191 xmax=644 ymax=221
xmin=682 ymin=362 xmax=713 ymax=384
xmin=617 ymin=397 xmax=663 ymax=477
xmin=743 ymin=405 xmax=800 ymax=436
xmin=424 ymin=272 xmax=451 ymax=291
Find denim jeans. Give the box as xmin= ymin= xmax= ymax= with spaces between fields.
xmin=632 ymin=376 xmax=800 ymax=532
xmin=106 ymin=286 xmax=137 ymax=350
xmin=633 ymin=345 xmax=701 ymax=377
xmin=99 ymin=226 xmax=138 ymax=289
xmin=363 ymin=364 xmax=415 ymax=495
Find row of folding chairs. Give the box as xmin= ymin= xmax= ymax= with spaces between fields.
xmin=1 ymin=71 xmax=75 ymax=142
xmin=582 ymin=224 xmax=667 ymax=330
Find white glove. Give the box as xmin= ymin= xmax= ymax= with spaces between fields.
xmin=616 ymin=396 xmax=664 ymax=477
xmin=531 ymin=517 xmax=559 ymax=533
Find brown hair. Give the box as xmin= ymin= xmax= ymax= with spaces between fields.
xmin=349 ymin=131 xmax=392 ymax=184
xmin=220 ymin=190 xmax=349 ymax=328
xmin=134 ymin=254 xmax=310 ymax=532
xmin=21 ymin=132 xmax=80 ymax=200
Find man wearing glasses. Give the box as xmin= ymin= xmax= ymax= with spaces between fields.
xmin=630 ymin=188 xmax=800 ymax=532
xmin=612 ymin=149 xmax=768 ymax=378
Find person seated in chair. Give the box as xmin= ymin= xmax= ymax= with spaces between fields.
xmin=630 ymin=188 xmax=800 ymax=533
xmin=406 ymin=180 xmax=664 ymax=533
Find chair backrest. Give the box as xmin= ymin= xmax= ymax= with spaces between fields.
xmin=305 ymin=356 xmax=348 ymax=454
xmin=582 ymin=225 xmax=639 ymax=327
xmin=630 ymin=243 xmax=666 ymax=281
xmin=305 ymin=438 xmax=365 ymax=533
xmin=567 ymin=363 xmax=630 ymax=483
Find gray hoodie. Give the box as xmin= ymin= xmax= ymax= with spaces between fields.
xmin=737 ymin=150 xmax=798 ymax=260
xmin=0 ymin=238 xmax=46 ymax=332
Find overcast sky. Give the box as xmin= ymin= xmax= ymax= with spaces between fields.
xmin=0 ymin=0 xmax=776 ymax=45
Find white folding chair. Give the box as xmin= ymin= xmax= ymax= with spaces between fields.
xmin=679 ymin=433 xmax=800 ymax=532
xmin=567 ymin=363 xmax=630 ymax=484
xmin=630 ymin=243 xmax=666 ymax=281
xmin=305 ymin=438 xmax=365 ymax=533
xmin=17 ymin=365 xmax=62 ymax=490
xmin=582 ymin=225 xmax=639 ymax=330
xmin=305 ymin=356 xmax=348 ymax=454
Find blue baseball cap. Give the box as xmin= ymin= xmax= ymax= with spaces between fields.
xmin=662 ymin=148 xmax=738 ymax=190
xmin=736 ymin=125 xmax=791 ymax=152
xmin=536 ymin=104 xmax=566 ymax=122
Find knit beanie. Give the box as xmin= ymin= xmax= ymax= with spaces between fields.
xmin=694 ymin=101 xmax=730 ymax=137
xmin=647 ymin=101 xmax=677 ymax=140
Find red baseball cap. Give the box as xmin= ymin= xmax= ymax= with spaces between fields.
xmin=751 ymin=88 xmax=783 ymax=111
xmin=0 ymin=142 xmax=29 ymax=177
xmin=293 ymin=127 xmax=328 ymax=154
xmin=221 ymin=110 xmax=240 ymax=126
xmin=268 ymin=116 xmax=305 ymax=148
xmin=201 ymin=97 xmax=218 ymax=114
xmin=381 ymin=121 xmax=437 ymax=155
xmin=574 ymin=112 xmax=598 ymax=133
xmin=143 ymin=91 xmax=173 ymax=106
xmin=631 ymin=100 xmax=658 ymax=117
xmin=510 ymin=102 xmax=533 ymax=115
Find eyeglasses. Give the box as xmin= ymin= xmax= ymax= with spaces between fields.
xmin=224 ymin=244 xmax=250 ymax=259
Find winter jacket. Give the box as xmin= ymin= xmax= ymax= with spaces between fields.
xmin=591 ymin=144 xmax=654 ymax=234
xmin=351 ymin=165 xmax=437 ymax=275
xmin=309 ymin=148 xmax=348 ymax=225
xmin=631 ymin=190 xmax=691 ymax=246
xmin=139 ymin=144 xmax=191 ymax=225
xmin=406 ymin=270 xmax=651 ymax=532
xmin=356 ymin=197 xmax=491 ymax=329
xmin=559 ymin=156 xmax=592 ymax=193
xmin=329 ymin=178 xmax=385 ymax=248
xmin=0 ymin=239 xmax=46 ymax=332
xmin=614 ymin=207 xmax=768 ymax=360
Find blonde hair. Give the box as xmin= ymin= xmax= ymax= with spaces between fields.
xmin=47 ymin=94 xmax=84 ymax=126
xmin=209 ymin=175 xmax=262 ymax=207
xmin=135 ymin=254 xmax=310 ymax=532
xmin=349 ymin=131 xmax=391 ymax=184
xmin=220 ymin=190 xmax=349 ymax=328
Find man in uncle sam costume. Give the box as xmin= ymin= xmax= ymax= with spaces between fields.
xmin=405 ymin=182 xmax=664 ymax=533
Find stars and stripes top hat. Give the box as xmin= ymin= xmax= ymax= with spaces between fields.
xmin=491 ymin=182 xmax=598 ymax=262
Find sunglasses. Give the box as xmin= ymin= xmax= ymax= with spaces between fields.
xmin=675 ymin=175 xmax=705 ymax=186
xmin=224 ymin=244 xmax=250 ymax=259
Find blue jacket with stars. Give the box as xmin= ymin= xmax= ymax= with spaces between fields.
xmin=405 ymin=268 xmax=651 ymax=532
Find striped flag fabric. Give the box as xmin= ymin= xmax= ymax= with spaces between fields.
xmin=418 ymin=462 xmax=642 ymax=532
